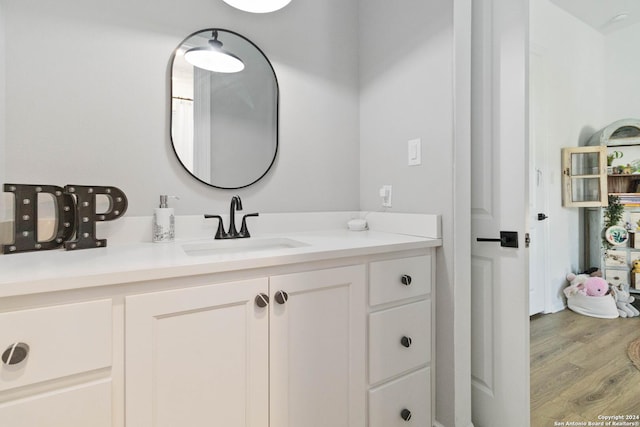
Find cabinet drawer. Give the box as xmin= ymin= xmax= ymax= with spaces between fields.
xmin=369 ymin=368 xmax=430 ymax=427
xmin=369 ymin=255 xmax=431 ymax=306
xmin=605 ymin=269 xmax=629 ymax=287
xmin=0 ymin=379 xmax=112 ymax=427
xmin=369 ymin=300 xmax=430 ymax=384
xmin=0 ymin=300 xmax=112 ymax=391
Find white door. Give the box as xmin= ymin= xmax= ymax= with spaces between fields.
xmin=470 ymin=0 xmax=530 ymax=425
xmin=528 ymin=49 xmax=549 ymax=316
xmin=125 ymin=278 xmax=269 ymax=427
xmin=269 ymin=265 xmax=366 ymax=427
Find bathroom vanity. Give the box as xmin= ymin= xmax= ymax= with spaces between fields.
xmin=0 ymin=213 xmax=440 ymax=427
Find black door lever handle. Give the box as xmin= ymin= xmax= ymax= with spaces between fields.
xmin=477 ymin=231 xmax=518 ymax=248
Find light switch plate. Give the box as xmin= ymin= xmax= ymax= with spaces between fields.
xmin=380 ymin=185 xmax=392 ymax=208
xmin=408 ymin=138 xmax=421 ymax=166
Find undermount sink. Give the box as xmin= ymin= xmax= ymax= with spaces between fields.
xmin=181 ymin=237 xmax=309 ymax=256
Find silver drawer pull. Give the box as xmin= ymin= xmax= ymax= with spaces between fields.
xmin=2 ymin=342 xmax=30 ymax=365
xmin=400 ymin=274 xmax=412 ymax=286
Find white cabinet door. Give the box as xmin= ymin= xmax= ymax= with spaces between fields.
xmin=125 ymin=278 xmax=269 ymax=427
xmin=269 ymin=265 xmax=366 ymax=427
xmin=561 ymin=146 xmax=608 ymax=207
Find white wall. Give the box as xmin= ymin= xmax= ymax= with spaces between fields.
xmin=0 ymin=2 xmax=5 ymax=220
xmin=0 ymin=0 xmax=360 ymax=216
xmin=359 ymin=1 xmax=465 ymax=426
xmin=604 ymin=22 xmax=640 ymax=122
xmin=359 ymin=1 xmax=454 ymax=215
xmin=530 ymin=0 xmax=605 ymax=311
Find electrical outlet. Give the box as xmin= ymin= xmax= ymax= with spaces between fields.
xmin=379 ymin=185 xmax=392 ymax=207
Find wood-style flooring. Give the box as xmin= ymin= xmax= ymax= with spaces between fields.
xmin=531 ymin=309 xmax=640 ymax=427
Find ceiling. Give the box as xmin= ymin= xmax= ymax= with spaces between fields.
xmin=550 ymin=0 xmax=640 ymax=34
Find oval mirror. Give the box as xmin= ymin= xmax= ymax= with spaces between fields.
xmin=170 ymin=29 xmax=279 ymax=189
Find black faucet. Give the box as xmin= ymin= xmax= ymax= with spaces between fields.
xmin=228 ymin=195 xmax=242 ymax=237
xmin=205 ymin=195 xmax=259 ymax=239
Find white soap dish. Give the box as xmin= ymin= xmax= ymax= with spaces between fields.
xmin=347 ymin=219 xmax=368 ymax=231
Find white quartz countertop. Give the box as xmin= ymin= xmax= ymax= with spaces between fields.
xmin=0 ymin=229 xmax=441 ymax=298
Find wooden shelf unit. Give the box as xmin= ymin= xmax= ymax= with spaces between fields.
xmin=607 ymin=174 xmax=640 ymax=194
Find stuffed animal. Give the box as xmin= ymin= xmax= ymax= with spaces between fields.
xmin=565 ymin=272 xmax=620 ymax=318
xmin=611 ymin=283 xmax=640 ymax=318
xmin=632 ymin=260 xmax=640 ymax=274
xmin=565 ymin=273 xmax=589 ymax=297
xmin=565 ymin=273 xmax=609 ymax=297
xmin=583 ymin=277 xmax=608 ymax=296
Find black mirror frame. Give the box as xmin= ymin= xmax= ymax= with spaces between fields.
xmin=169 ymin=28 xmax=279 ymax=190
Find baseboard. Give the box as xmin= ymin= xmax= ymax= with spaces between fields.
xmin=544 ymin=302 xmax=567 ymax=314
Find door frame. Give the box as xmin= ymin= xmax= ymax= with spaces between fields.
xmin=528 ymin=46 xmax=551 ymax=315
xmin=451 ymin=0 xmax=474 ymax=426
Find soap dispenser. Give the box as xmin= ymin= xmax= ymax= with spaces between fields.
xmin=153 ymin=195 xmax=177 ymax=242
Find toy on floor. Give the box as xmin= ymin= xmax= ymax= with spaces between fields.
xmin=564 ymin=272 xmax=590 ymax=297
xmin=564 ymin=271 xmax=619 ymax=319
xmin=611 ymin=283 xmax=640 ymax=318
xmin=632 ymin=261 xmax=640 ymax=290
xmin=564 ymin=273 xmax=608 ymax=297
xmin=583 ymin=277 xmax=608 ymax=296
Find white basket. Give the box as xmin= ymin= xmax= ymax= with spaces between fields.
xmin=567 ymin=293 xmax=619 ymax=319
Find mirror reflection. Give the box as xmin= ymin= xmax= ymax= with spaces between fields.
xmin=171 ymin=29 xmax=279 ymax=189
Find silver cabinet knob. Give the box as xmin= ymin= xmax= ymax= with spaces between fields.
xmin=255 ymin=293 xmax=269 ymax=308
xmin=2 ymin=342 xmax=29 ymax=365
xmin=275 ymin=290 xmax=289 ymax=305
xmin=401 ymin=274 xmax=412 ymax=286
